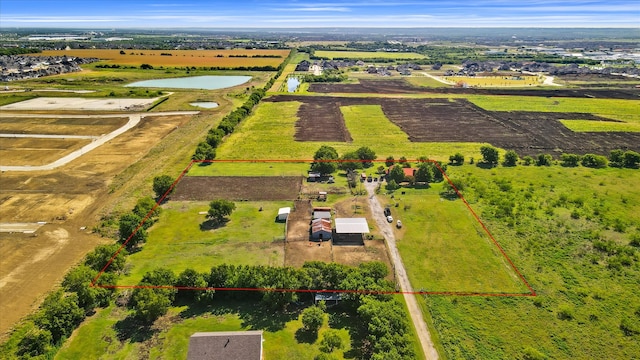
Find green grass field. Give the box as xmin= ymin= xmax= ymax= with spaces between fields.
xmin=315 ymin=50 xmax=426 ymax=60
xmin=560 ymin=119 xmax=640 ymax=132
xmin=468 ymin=96 xmax=640 ymax=125
xmin=381 ymin=185 xmax=529 ymax=293
xmin=119 ymin=201 xmax=287 ymax=285
xmin=404 ymin=76 xmax=449 ymax=88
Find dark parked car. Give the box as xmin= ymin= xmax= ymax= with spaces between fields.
xmin=384 ymin=207 xmax=391 ymax=217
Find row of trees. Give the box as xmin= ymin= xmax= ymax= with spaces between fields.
xmin=191 ymin=50 xmax=296 ymax=161
xmin=127 ymin=261 xmax=414 ymax=359
xmin=310 ymin=145 xmax=377 ymax=174
xmin=476 ymin=146 xmax=640 ymax=169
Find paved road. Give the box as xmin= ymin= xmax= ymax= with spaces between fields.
xmin=0 ymin=111 xmax=199 ymax=172
xmin=364 ymin=181 xmax=439 ymax=360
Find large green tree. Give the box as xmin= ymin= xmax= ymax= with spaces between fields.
xmin=356 ymin=146 xmax=376 ymax=168
xmin=301 ymin=305 xmax=325 ymax=332
xmin=118 ymin=213 xmax=147 ymax=249
xmin=35 ymin=291 xmax=84 ymax=343
xmin=208 ymin=199 xmax=236 ymax=225
xmin=503 ymin=150 xmax=519 ymax=167
xmin=480 ymin=145 xmax=499 ymax=166
xmin=387 ymin=165 xmax=406 ymax=184
xmin=414 ymin=163 xmax=434 ymax=183
xmin=130 ymin=268 xmax=178 ymax=323
xmin=311 ymin=145 xmax=339 ymax=175
xmin=338 ymin=151 xmax=362 ymax=171
xmin=152 ymin=174 xmax=175 ymax=199
xmin=84 ymin=244 xmax=127 ymax=273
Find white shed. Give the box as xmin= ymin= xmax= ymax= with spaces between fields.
xmin=277 ymin=207 xmax=291 ymax=221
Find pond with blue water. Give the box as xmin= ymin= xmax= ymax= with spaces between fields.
xmin=125 ymin=75 xmax=252 ymax=90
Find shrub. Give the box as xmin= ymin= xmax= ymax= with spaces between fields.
xmin=557 ymin=304 xmax=574 ymax=320
xmin=536 ymin=154 xmax=552 ymax=166
xmin=581 ymin=154 xmax=608 ymax=168
xmin=561 ymin=153 xmax=580 ymax=167
xmin=623 ymin=150 xmax=640 ymax=168
xmin=480 ymin=145 xmax=499 ymax=166
xmin=620 ymin=317 xmax=640 ymax=336
xmin=449 ymin=152 xmax=464 ymax=165
xmin=522 ymin=156 xmax=533 ymax=166
xmin=301 ymin=306 xmax=324 ymax=332
xmin=502 ymin=150 xmax=518 ymax=167
xmin=609 ymin=149 xmax=624 ymax=167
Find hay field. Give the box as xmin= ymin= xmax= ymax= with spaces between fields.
xmin=445 ymin=75 xmax=540 ymax=87
xmin=315 ymin=50 xmax=426 ymax=59
xmin=35 ymin=49 xmax=290 ymax=67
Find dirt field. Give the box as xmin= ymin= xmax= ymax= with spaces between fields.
xmin=0 ymin=116 xmax=128 ymax=135
xmin=266 ymin=95 xmax=640 ymax=156
xmin=0 ymin=113 xmax=195 ymax=336
xmin=308 ymin=78 xmax=640 ymax=99
xmin=0 ymin=137 xmax=91 ymax=166
xmin=295 ymin=100 xmax=352 ymax=142
xmin=171 ymin=176 xmax=303 ymax=201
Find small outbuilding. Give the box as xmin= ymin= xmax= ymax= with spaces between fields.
xmin=277 ymin=207 xmax=291 ymax=221
xmin=311 ymin=218 xmax=332 ymax=241
xmin=187 ymin=331 xmax=263 ymax=360
xmin=333 ymin=218 xmax=369 ymax=245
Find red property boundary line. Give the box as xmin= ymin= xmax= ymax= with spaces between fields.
xmin=92 ymin=159 xmax=536 ymax=298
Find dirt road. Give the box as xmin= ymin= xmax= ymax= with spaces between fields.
xmin=364 ymin=181 xmax=439 ymax=360
xmin=0 ymin=111 xmax=199 ymax=172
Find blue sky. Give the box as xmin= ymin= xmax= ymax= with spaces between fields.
xmin=1 ymin=0 xmax=638 ymax=28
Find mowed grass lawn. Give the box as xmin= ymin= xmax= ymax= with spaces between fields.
xmin=315 ymin=50 xmax=426 ymax=60
xmin=119 ymin=201 xmax=287 ymax=285
xmin=380 ymin=186 xmax=529 ymax=293
xmin=56 ymin=302 xmax=354 ymax=360
xmin=214 ymin=101 xmax=487 ymax=163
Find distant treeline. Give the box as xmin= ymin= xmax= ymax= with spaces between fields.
xmin=0 ymin=47 xmax=41 ymax=55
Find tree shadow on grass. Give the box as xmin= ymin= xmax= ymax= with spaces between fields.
xmin=180 ymin=297 xmax=300 ymax=333
xmin=114 ymin=315 xmax=155 ymax=343
xmin=295 ymin=327 xmax=318 ymax=344
xmin=199 ymin=219 xmax=229 ymax=231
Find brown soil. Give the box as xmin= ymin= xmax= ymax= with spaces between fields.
xmin=0 ymin=138 xmax=91 ymax=166
xmin=266 ymin=95 xmax=640 ymax=156
xmin=294 ymin=99 xmax=352 ymax=142
xmin=0 ymin=116 xmax=128 ymax=136
xmin=286 ymin=200 xmax=312 ymax=242
xmin=171 ymin=176 xmax=303 ymax=201
xmin=0 ymin=113 xmax=195 ymax=337
xmin=308 ymin=78 xmax=640 ymax=99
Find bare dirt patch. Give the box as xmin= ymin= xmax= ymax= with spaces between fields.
xmin=333 ymin=239 xmax=392 ymax=275
xmin=0 ymin=137 xmax=91 ymax=166
xmin=266 ymin=95 xmax=640 ymax=156
xmin=171 ymin=176 xmax=303 ymax=201
xmin=308 ymin=78 xmax=640 ymax=99
xmin=294 ymin=99 xmax=352 ymax=142
xmin=0 ymin=116 xmax=128 ymax=135
xmin=0 ymin=112 xmax=194 ymax=336
xmin=286 ymin=200 xmax=312 ymax=242
xmin=285 ymin=241 xmax=333 ymax=267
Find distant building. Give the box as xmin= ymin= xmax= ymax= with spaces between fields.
xmin=187 ymin=331 xmax=263 ymax=360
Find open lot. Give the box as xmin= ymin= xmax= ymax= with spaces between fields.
xmin=0 ymin=137 xmax=91 ymax=166
xmin=0 ymin=115 xmax=128 ymax=135
xmin=314 ymin=50 xmax=426 ymax=59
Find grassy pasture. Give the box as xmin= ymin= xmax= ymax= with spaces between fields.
xmin=421 ymin=164 xmax=640 ymax=359
xmin=404 ymin=75 xmax=449 ymax=88
xmin=560 ymin=119 xmax=640 ymax=132
xmin=35 ymin=49 xmax=290 ymax=68
xmin=119 ymin=201 xmax=287 ymax=285
xmin=381 ymin=186 xmax=530 ymax=294
xmin=468 ymin=95 xmax=640 ymax=124
xmin=315 ymin=50 xmax=426 ymax=60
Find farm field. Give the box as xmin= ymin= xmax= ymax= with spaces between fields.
xmin=35 ymin=49 xmax=290 ymax=68
xmin=171 ymin=176 xmax=303 ymax=201
xmin=264 ymin=94 xmax=640 ymax=157
xmin=314 ymin=50 xmax=426 ymax=60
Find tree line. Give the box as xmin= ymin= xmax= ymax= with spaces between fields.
xmin=191 ymin=50 xmax=296 ymax=161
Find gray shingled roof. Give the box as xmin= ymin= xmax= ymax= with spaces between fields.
xmin=187 ymin=331 xmax=263 ymax=360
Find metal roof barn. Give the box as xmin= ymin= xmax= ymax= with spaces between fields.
xmin=334 ymin=218 xmax=370 ymax=234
